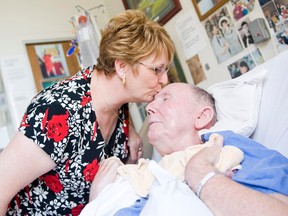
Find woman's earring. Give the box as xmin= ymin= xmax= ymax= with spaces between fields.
xmin=121 ymin=76 xmax=126 ymax=85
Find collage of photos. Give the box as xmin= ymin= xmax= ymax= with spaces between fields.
xmin=259 ymin=0 xmax=288 ymax=49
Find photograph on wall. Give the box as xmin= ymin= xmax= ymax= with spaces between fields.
xmin=231 ymin=0 xmax=256 ymax=21
xmin=122 ymin=0 xmax=182 ymax=25
xmin=186 ymin=54 xmax=206 ymax=85
xmin=236 ymin=17 xmax=255 ymax=47
xmin=191 ymin=0 xmax=229 ymax=21
xmin=227 ymin=48 xmax=264 ymax=78
xmin=260 ymin=0 xmax=288 ymax=32
xmin=41 ymin=80 xmax=59 ymax=90
xmin=204 ymin=6 xmax=243 ymax=63
xmin=34 ymin=43 xmax=70 ymax=79
xmin=167 ymin=52 xmax=187 ymax=84
xmin=275 ymin=19 xmax=288 ymax=51
xmin=26 ymin=40 xmax=80 ymax=92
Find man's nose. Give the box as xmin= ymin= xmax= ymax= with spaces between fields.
xmin=145 ymin=102 xmax=155 ymax=115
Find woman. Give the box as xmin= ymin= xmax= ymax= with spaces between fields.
xmin=0 ymin=10 xmax=175 ymax=215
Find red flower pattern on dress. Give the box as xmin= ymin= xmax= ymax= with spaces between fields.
xmin=42 ymin=109 xmax=49 ymax=131
xmin=43 ymin=174 xmax=63 ymax=193
xmin=80 ymin=92 xmax=91 ymax=107
xmin=123 ymin=120 xmax=129 ymax=136
xmin=20 ymin=113 xmax=30 ymax=127
xmin=82 ymin=69 xmax=90 ymax=80
xmin=91 ymin=121 xmax=98 ymax=141
xmin=46 ymin=111 xmax=69 ymax=142
xmin=65 ymin=160 xmax=70 ymax=175
xmin=83 ymin=159 xmax=99 ymax=182
xmin=71 ymin=204 xmax=85 ymax=216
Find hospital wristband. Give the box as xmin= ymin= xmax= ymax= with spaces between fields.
xmin=196 ymin=171 xmax=217 ymax=198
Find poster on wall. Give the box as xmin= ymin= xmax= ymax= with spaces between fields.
xmin=175 ymin=14 xmax=207 ymax=59
xmin=26 ymin=40 xmax=80 ymax=92
xmin=204 ymin=6 xmax=243 ymax=64
xmin=227 ymin=48 xmax=265 ymax=79
xmin=0 ymin=56 xmax=36 ymax=129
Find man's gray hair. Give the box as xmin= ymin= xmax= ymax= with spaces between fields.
xmin=189 ymin=85 xmax=217 ymax=122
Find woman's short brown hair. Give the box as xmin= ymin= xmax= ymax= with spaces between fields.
xmin=95 ymin=10 xmax=175 ymax=75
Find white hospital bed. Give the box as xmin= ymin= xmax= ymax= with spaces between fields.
xmin=81 ymin=49 xmax=288 ymax=216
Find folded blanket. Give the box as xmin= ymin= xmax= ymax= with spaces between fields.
xmin=117 ymin=133 xmax=244 ymax=197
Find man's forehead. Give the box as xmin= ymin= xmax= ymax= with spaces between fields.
xmin=158 ymin=84 xmax=187 ymax=97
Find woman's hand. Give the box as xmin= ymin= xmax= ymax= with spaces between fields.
xmin=89 ymin=157 xmax=123 ymax=201
xmin=127 ymin=125 xmax=143 ymax=164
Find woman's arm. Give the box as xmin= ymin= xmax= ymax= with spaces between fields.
xmin=127 ymin=125 xmax=143 ymax=164
xmin=0 ymin=131 xmax=56 ymax=215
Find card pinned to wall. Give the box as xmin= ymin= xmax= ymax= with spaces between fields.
xmin=175 ymin=14 xmax=207 ymax=60
xmin=0 ymin=56 xmax=36 ymax=129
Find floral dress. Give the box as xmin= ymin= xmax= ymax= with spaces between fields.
xmin=6 ymin=66 xmax=130 ymax=216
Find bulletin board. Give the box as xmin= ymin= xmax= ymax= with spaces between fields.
xmin=26 ymin=40 xmax=80 ymax=92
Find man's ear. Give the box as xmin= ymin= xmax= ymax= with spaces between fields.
xmin=195 ymin=106 xmax=215 ymax=129
xmin=114 ymin=59 xmax=127 ymax=78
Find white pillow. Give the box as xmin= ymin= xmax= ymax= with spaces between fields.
xmin=206 ymin=68 xmax=267 ymax=137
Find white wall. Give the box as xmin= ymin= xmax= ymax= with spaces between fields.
xmin=0 ymin=0 xmax=105 ymax=147
xmin=0 ymin=0 xmax=282 ymax=147
xmin=104 ymin=0 xmax=280 ymax=89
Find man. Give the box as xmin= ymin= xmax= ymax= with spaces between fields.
xmin=85 ymin=83 xmax=288 ymax=215
xmin=146 ymin=83 xmax=288 ymax=215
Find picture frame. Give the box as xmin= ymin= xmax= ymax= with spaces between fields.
xmin=168 ymin=52 xmax=187 ymax=84
xmin=26 ymin=40 xmax=80 ymax=92
xmin=122 ymin=0 xmax=182 ymax=25
xmin=192 ymin=0 xmax=229 ymax=21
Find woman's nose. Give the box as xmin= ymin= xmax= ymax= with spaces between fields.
xmin=158 ymin=72 xmax=168 ymax=85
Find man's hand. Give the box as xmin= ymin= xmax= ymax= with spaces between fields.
xmin=184 ymin=135 xmax=223 ymax=191
xmin=127 ymin=125 xmax=143 ymax=164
